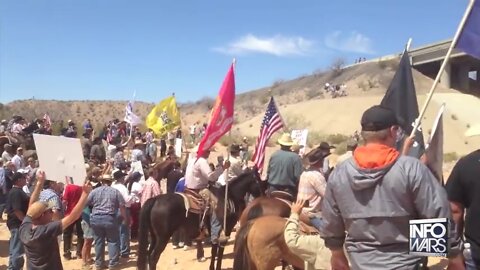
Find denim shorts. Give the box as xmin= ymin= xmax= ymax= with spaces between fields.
xmin=81 ymin=220 xmax=94 ymax=239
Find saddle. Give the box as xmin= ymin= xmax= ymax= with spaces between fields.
xmin=269 ymin=190 xmax=294 ymax=207
xmin=182 ymin=188 xmax=208 ymax=215
xmin=298 ymin=213 xmax=321 ymax=235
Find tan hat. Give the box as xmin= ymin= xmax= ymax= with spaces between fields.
xmin=27 ymin=201 xmax=56 ymax=220
xmin=277 ymin=133 xmax=294 ymax=146
xmin=99 ymin=173 xmax=113 ymax=181
xmin=291 ymin=144 xmax=304 ymax=152
xmin=134 ymin=139 xmax=145 ymax=146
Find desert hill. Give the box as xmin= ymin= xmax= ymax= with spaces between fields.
xmin=1 ymin=57 xmax=478 ymax=156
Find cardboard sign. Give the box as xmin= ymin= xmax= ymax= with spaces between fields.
xmin=33 ymin=134 xmax=86 ymax=186
xmin=291 ymin=129 xmax=309 ymax=156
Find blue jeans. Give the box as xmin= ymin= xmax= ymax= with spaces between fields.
xmin=119 ymin=208 xmax=130 ymax=256
xmin=310 ymin=216 xmax=324 ymax=232
xmin=210 ymin=210 xmax=222 ymax=244
xmin=8 ymin=228 xmax=24 ymax=270
xmin=90 ymin=214 xmax=120 ymax=268
xmin=465 ymin=255 xmax=478 ymax=270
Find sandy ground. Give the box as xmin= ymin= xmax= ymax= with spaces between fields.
xmin=0 ymin=217 xmax=449 ymax=270
xmin=238 ymin=93 xmax=480 ymax=155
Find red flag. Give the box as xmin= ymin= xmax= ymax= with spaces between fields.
xmin=197 ymin=63 xmax=236 ymax=157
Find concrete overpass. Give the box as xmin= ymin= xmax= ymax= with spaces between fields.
xmin=409 ymin=39 xmax=480 ymax=94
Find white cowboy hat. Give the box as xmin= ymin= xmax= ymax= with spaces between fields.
xmin=277 ymin=133 xmax=294 ymax=146
xmin=134 ymin=139 xmax=145 ymax=146
xmin=465 ymin=124 xmax=480 ymax=137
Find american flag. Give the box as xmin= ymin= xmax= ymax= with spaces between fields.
xmin=251 ymin=97 xmax=284 ymax=173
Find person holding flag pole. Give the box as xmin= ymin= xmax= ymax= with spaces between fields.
xmin=185 ymin=60 xmax=235 ymax=249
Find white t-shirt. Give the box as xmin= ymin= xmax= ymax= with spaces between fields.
xmin=112 ymin=182 xmax=133 ymax=208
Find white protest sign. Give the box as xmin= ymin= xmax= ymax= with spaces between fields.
xmin=175 ymin=138 xmax=182 ymax=157
xmin=291 ymin=129 xmax=309 ymax=156
xmin=33 ymin=134 xmax=86 ymax=186
xmin=131 ymin=161 xmax=145 ymax=182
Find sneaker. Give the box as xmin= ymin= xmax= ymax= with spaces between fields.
xmin=197 ymin=257 xmax=207 ymax=262
xmin=183 ymin=245 xmax=191 ymax=251
xmin=178 ymin=241 xmax=185 ymax=248
xmin=172 ymin=245 xmax=179 ymax=249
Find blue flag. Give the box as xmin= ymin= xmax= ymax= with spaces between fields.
xmin=456 ymin=0 xmax=480 ymax=59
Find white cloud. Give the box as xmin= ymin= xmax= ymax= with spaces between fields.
xmin=324 ymin=31 xmax=375 ymax=54
xmin=214 ymin=34 xmax=314 ymax=56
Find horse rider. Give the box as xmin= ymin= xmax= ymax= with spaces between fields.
xmin=184 ymin=145 xmax=230 ymax=245
xmin=266 ymin=133 xmax=304 ymax=198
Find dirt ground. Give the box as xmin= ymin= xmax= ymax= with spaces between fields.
xmin=0 ymin=214 xmax=449 ymax=270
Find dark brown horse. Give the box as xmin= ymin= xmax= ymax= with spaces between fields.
xmin=150 ymin=159 xmax=175 ymax=182
xmin=137 ymin=168 xmax=264 ymax=270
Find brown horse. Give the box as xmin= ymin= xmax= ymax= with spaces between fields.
xmin=233 ymin=216 xmax=305 ymax=270
xmin=238 ymin=196 xmax=291 ymax=226
xmin=151 ymin=159 xmax=175 ymax=182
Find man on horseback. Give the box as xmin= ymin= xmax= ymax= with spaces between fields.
xmin=297 ymin=148 xmax=328 ymax=232
xmin=184 ymin=145 xmax=229 ymax=245
xmin=266 ymin=133 xmax=303 ymax=198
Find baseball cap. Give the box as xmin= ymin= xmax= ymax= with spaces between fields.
xmin=361 ymin=105 xmax=399 ymax=132
xmin=26 ymin=201 xmax=56 ymax=220
xmin=11 ymin=170 xmax=28 ymax=182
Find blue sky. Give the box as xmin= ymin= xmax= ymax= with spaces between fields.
xmin=0 ymin=0 xmax=467 ymax=104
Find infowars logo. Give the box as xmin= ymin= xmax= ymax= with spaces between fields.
xmin=409 ymin=218 xmax=448 ymax=257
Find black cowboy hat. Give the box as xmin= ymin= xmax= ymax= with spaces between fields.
xmin=318 ymin=142 xmax=335 ymax=151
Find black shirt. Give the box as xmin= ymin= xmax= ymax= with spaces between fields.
xmin=445 ymin=149 xmax=480 ymax=263
xmin=166 ymin=169 xmax=183 ymax=194
xmin=20 ymin=216 xmax=63 ymax=270
xmin=6 ymin=186 xmax=29 ymax=229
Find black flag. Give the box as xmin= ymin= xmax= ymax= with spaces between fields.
xmin=381 ymin=50 xmax=425 ymax=158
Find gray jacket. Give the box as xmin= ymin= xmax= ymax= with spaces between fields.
xmin=321 ymin=155 xmax=462 ymax=270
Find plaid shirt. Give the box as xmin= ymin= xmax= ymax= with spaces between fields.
xmin=87 ymin=185 xmax=125 ymax=216
xmin=140 ymin=177 xmax=161 ymax=207
xmin=39 ymin=188 xmax=62 ymax=212
xmin=297 ymin=170 xmax=326 ymax=215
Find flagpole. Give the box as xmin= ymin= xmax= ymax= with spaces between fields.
xmin=410 ymin=0 xmax=476 ymax=138
xmin=222 ymin=58 xmax=236 ymax=241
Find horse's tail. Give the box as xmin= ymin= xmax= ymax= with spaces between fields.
xmin=233 ymin=221 xmax=254 ymax=270
xmin=137 ymin=198 xmax=156 ymax=270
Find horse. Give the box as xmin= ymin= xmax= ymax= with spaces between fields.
xmin=150 ymin=159 xmax=176 ymax=183
xmin=238 ymin=196 xmax=291 ymax=227
xmin=233 ymin=216 xmax=305 ymax=270
xmin=137 ymin=168 xmax=264 ymax=270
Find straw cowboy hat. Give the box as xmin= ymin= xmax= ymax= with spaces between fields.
xmin=134 ymin=139 xmax=145 ymax=146
xmin=291 ymin=143 xmax=304 ymax=152
xmin=277 ymin=133 xmax=295 ymax=146
xmin=99 ymin=173 xmax=114 ymax=182
xmin=27 ymin=200 xmax=56 ymax=220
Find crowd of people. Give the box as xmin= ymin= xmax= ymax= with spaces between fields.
xmin=324 ymin=83 xmax=348 ymax=98
xmin=0 ymin=102 xmax=479 ymax=270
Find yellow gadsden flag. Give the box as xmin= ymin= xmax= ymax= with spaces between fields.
xmin=145 ymin=96 xmax=181 ymax=135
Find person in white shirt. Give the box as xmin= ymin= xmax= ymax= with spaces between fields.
xmin=11 ymin=147 xmax=25 ymax=171
xmin=2 ymin=144 xmax=14 ymax=164
xmin=112 ymin=170 xmax=133 ymax=258
xmin=189 ymin=123 xmax=197 ymax=143
xmin=131 ymin=140 xmax=146 ymax=165
xmin=184 ymin=146 xmax=230 ymax=248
